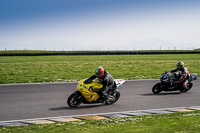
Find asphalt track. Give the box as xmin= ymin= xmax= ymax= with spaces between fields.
xmin=0 ymin=79 xmax=199 ymax=121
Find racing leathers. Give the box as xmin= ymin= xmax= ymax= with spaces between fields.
xmin=170 ymin=67 xmax=190 ymax=91
xmin=90 ymin=71 xmax=115 ymax=101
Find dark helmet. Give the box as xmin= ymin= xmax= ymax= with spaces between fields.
xmin=95 ymin=66 xmax=105 ymax=78
xmin=176 ymin=62 xmax=184 ymax=70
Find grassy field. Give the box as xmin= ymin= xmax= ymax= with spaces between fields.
xmin=0 ymin=54 xmax=200 ymax=84
xmin=0 ymin=49 xmax=200 ymax=54
xmin=1 ymin=111 xmax=200 ymax=133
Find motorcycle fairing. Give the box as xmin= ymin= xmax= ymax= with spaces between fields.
xmin=77 ymin=79 xmax=103 ymax=102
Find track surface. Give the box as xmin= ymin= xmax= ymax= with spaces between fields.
xmin=0 ymin=79 xmax=199 ymax=121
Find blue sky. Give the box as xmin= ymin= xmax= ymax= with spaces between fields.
xmin=0 ymin=0 xmax=200 ymax=50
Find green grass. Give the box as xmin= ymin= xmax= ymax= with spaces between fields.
xmin=1 ymin=111 xmax=200 ymax=133
xmin=0 ymin=49 xmax=200 ymax=54
xmin=0 ymin=54 xmax=200 ymax=84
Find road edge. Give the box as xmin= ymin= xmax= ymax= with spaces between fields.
xmin=1 ymin=106 xmax=200 ymax=127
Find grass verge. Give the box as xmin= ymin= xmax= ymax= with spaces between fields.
xmin=1 ymin=111 xmax=200 ymax=133
xmin=0 ymin=54 xmax=200 ymax=84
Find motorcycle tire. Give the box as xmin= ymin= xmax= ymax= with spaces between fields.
xmin=105 ymin=91 xmax=120 ymax=105
xmin=67 ymin=91 xmax=83 ymax=107
xmin=152 ymin=83 xmax=162 ymax=94
xmin=185 ymin=82 xmax=193 ymax=92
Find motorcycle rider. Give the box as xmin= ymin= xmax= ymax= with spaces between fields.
xmin=90 ymin=66 xmax=115 ymax=103
xmin=166 ymin=62 xmax=190 ymax=92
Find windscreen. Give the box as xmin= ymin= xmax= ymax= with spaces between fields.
xmin=83 ymin=77 xmax=93 ymax=84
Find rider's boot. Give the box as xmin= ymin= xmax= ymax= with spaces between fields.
xmin=180 ymin=82 xmax=188 ymax=92
xmin=102 ymin=94 xmax=109 ymax=104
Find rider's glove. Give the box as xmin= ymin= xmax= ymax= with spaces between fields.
xmin=96 ymin=89 xmax=100 ymax=93
xmin=174 ymin=81 xmax=179 ymax=84
xmin=93 ymin=89 xmax=99 ymax=93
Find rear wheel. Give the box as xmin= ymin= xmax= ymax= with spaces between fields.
xmin=105 ymin=91 xmax=120 ymax=105
xmin=152 ymin=83 xmax=162 ymax=94
xmin=180 ymin=82 xmax=193 ymax=93
xmin=185 ymin=82 xmax=193 ymax=92
xmin=67 ymin=91 xmax=83 ymax=107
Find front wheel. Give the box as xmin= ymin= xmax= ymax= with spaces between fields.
xmin=67 ymin=91 xmax=83 ymax=107
xmin=152 ymin=83 xmax=162 ymax=94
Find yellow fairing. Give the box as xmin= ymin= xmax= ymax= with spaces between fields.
xmin=92 ymin=80 xmax=103 ymax=89
xmin=77 ymin=79 xmax=103 ymax=102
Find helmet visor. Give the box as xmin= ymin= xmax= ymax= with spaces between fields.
xmin=95 ymin=71 xmax=104 ymax=78
xmin=95 ymin=73 xmax=100 ymax=78
xmin=177 ymin=66 xmax=181 ymax=69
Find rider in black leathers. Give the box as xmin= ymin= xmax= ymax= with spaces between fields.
xmin=90 ymin=66 xmax=115 ymax=103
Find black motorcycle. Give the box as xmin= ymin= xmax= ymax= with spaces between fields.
xmin=152 ymin=72 xmax=198 ymax=94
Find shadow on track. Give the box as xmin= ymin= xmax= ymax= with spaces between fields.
xmin=140 ymin=92 xmax=181 ymax=96
xmin=49 ymin=104 xmax=105 ymax=111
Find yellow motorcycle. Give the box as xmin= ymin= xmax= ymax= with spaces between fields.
xmin=67 ymin=77 xmax=125 ymax=107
